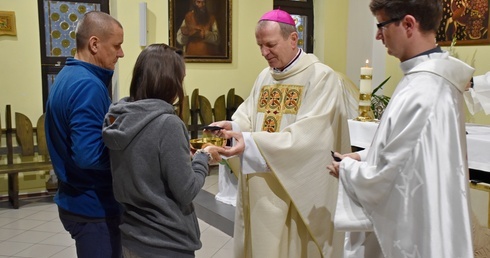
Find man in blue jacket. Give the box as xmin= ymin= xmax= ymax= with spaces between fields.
xmin=45 ymin=11 xmax=124 ymax=258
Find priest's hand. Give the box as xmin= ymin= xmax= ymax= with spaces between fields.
xmin=204 ymin=121 xmax=233 ymax=136
xmin=218 ymin=130 xmax=245 ymax=157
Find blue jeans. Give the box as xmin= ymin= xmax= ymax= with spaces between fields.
xmin=60 ymin=216 xmax=122 ymax=258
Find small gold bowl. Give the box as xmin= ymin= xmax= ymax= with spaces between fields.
xmin=190 ymin=137 xmax=225 ymax=149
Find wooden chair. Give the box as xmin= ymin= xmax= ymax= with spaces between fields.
xmin=179 ymin=95 xmax=191 ymax=128
xmin=15 ymin=112 xmax=35 ymax=162
xmin=188 ymin=88 xmax=216 ymax=139
xmin=198 ymin=95 xmax=213 ymax=126
xmin=226 ymin=88 xmax=244 ymax=120
xmin=36 ymin=114 xmax=49 ymax=162
xmin=213 ymin=95 xmax=226 ymax=122
xmin=0 ymin=106 xmax=52 ymax=208
xmin=189 ymin=89 xmax=201 ymax=139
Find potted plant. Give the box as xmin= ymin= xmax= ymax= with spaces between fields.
xmin=371 ymin=76 xmax=391 ymax=120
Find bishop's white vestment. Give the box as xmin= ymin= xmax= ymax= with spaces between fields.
xmin=232 ymin=52 xmax=352 ymax=258
xmin=335 ymin=52 xmax=474 ymax=258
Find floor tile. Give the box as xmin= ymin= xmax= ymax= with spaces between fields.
xmin=8 ymin=230 xmax=56 ymax=244
xmin=0 ymin=170 xmax=233 ymax=258
xmin=200 ymin=226 xmax=231 ymax=249
xmin=0 ymin=217 xmax=19 ymax=227
xmin=203 ymin=171 xmax=219 ymax=191
xmin=0 ymin=228 xmax=24 ymax=241
xmin=196 ymin=247 xmax=218 ymax=258
xmin=23 ymin=211 xmax=59 ymax=221
xmin=49 ymin=246 xmax=77 ymax=258
xmin=211 ymin=239 xmax=234 ymax=258
xmin=205 ymin=183 xmax=219 ymax=195
xmin=0 ymin=209 xmax=39 ymax=220
xmin=39 ymin=233 xmax=74 ymax=247
xmin=1 ymin=219 xmax=46 ymax=230
xmin=0 ymin=241 xmax=32 ymax=256
xmin=12 ymin=243 xmax=66 ymax=258
xmin=0 ymin=207 xmax=10 ymax=214
xmin=198 ymin=226 xmax=233 ymax=258
xmin=19 ymin=200 xmax=54 ymax=211
xmin=198 ymin=218 xmax=211 ymax=232
xmin=30 ymin=221 xmax=65 ymax=233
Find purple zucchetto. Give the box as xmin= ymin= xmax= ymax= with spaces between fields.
xmin=259 ymin=9 xmax=295 ymax=26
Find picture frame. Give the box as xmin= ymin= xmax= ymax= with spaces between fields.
xmin=169 ymin=0 xmax=232 ymax=63
xmin=0 ymin=11 xmax=17 ymax=36
xmin=436 ymin=0 xmax=490 ymax=46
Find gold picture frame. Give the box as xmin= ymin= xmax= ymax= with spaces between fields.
xmin=169 ymin=0 xmax=232 ymax=63
xmin=0 ymin=11 xmax=16 ymax=36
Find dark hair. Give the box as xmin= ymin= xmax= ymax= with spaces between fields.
xmin=129 ymin=43 xmax=185 ymax=116
xmin=369 ymin=0 xmax=442 ymax=32
xmin=75 ymin=11 xmax=122 ymax=49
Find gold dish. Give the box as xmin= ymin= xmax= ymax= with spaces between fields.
xmin=190 ymin=137 xmax=225 ymax=149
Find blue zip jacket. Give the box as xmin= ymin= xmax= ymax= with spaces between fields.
xmin=45 ymin=58 xmax=121 ymax=218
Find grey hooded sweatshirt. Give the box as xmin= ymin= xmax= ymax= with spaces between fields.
xmin=102 ymin=97 xmax=209 ymax=257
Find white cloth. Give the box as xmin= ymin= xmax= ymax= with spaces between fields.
xmin=464 ymin=72 xmax=490 ymax=115
xmin=232 ymin=51 xmax=352 ymax=258
xmin=215 ymin=164 xmax=237 ymax=206
xmin=214 ymin=124 xmax=270 ymax=206
xmin=335 ymin=52 xmax=475 ymax=258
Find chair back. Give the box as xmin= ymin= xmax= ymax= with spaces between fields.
xmin=198 ymin=95 xmax=213 ymax=126
xmin=213 ymin=95 xmax=226 ymax=121
xmin=15 ymin=112 xmax=35 ymax=157
xmin=226 ymin=88 xmax=244 ymax=120
xmin=179 ymin=95 xmax=190 ymax=126
xmin=36 ymin=114 xmax=49 ymax=160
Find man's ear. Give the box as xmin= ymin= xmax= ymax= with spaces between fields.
xmin=88 ymin=36 xmax=99 ymax=53
xmin=290 ymin=32 xmax=298 ymax=48
xmin=403 ymin=15 xmax=416 ymax=31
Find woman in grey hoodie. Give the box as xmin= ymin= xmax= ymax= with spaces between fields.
xmin=102 ymin=43 xmax=223 ymax=258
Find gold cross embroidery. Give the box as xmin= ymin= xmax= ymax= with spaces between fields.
xmin=257 ymin=85 xmax=303 ymax=132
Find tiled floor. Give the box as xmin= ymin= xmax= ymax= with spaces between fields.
xmin=0 ymin=166 xmax=234 ymax=258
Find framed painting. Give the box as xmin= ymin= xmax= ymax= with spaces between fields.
xmin=169 ymin=0 xmax=232 ymax=63
xmin=436 ymin=0 xmax=490 ymax=46
xmin=0 ymin=11 xmax=17 ymax=36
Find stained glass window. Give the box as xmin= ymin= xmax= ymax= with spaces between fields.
xmin=291 ymin=14 xmax=307 ymax=51
xmin=274 ymin=0 xmax=313 ymax=52
xmin=43 ymin=1 xmax=100 ymax=57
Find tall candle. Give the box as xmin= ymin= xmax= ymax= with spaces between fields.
xmin=360 ymin=60 xmax=373 ymax=94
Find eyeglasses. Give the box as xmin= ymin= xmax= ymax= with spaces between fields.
xmin=376 ymin=17 xmax=402 ymax=30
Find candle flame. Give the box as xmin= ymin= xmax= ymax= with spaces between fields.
xmin=365 ymin=59 xmax=370 ymax=67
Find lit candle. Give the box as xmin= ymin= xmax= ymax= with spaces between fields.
xmin=360 ymin=60 xmax=373 ymax=94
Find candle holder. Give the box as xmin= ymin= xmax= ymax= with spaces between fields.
xmin=355 ymin=73 xmax=375 ymax=122
xmin=355 ymin=92 xmax=375 ymax=122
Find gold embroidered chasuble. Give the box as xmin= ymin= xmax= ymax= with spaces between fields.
xmin=232 ymin=53 xmax=351 ymax=258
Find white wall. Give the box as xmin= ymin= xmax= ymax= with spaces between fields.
xmin=346 ymin=0 xmax=387 ymax=92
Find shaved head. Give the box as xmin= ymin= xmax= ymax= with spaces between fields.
xmin=75 ymin=11 xmax=123 ymax=50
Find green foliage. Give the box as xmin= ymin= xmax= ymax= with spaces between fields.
xmin=371 ymin=76 xmax=391 ymax=120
